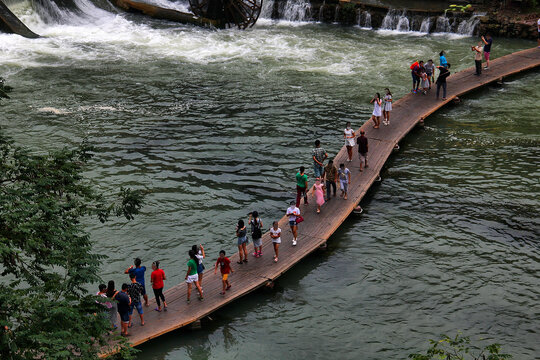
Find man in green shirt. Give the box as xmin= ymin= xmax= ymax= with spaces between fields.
xmin=186 ymin=250 xmax=204 ymax=303
xmin=295 ymin=166 xmax=308 ymax=208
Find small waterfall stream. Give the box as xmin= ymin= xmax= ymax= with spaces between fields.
xmin=281 ymin=0 xmax=311 ymax=22
xmin=356 ymin=9 xmax=371 ymax=28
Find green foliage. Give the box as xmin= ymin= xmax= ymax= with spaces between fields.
xmin=0 ymin=130 xmax=144 ymax=359
xmin=447 ymin=4 xmax=473 ymax=13
xmin=409 ymin=332 xmax=512 ymax=360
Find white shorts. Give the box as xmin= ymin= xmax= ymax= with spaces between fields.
xmin=272 ymin=238 xmax=281 ymax=244
xmin=340 ymin=180 xmax=348 ymax=192
xmin=185 ymin=274 xmax=199 ymax=284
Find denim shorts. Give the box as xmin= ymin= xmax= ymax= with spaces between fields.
xmin=129 ymin=302 xmax=143 ymax=316
xmin=289 ymin=220 xmax=297 ymax=226
xmin=237 ymin=236 xmax=248 ymax=246
xmin=313 ymin=163 xmax=323 ymax=178
xmin=197 ymin=263 xmax=204 ymax=274
xmin=119 ymin=311 xmax=129 ymax=323
xmin=253 ymin=237 xmax=262 ymax=247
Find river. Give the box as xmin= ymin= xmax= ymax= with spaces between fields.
xmin=1 ymin=1 xmax=539 ymax=359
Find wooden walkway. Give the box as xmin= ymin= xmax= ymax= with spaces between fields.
xmin=101 ymin=47 xmax=540 ymax=357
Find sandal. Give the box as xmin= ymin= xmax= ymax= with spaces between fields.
xmin=243 ymin=259 xmax=248 ymax=263
xmin=226 ymin=285 xmax=231 ymax=291
xmin=237 ymin=261 xmax=243 ymax=264
xmin=220 ymin=291 xmax=225 ymax=295
xmin=154 ymin=308 xmax=161 ymax=312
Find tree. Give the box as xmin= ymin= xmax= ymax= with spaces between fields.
xmin=0 ymin=130 xmax=144 ymax=359
xmin=409 ymin=332 xmax=512 ymax=360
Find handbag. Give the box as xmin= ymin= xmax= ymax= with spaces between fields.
xmin=296 ymin=215 xmax=304 ymax=224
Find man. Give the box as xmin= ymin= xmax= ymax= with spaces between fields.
xmin=127 ymin=273 xmax=144 ymax=327
xmin=116 ymin=284 xmax=131 ymax=337
xmin=410 ymin=60 xmax=424 ymax=93
xmin=312 ymin=140 xmax=328 ymax=178
xmin=357 ymin=130 xmax=368 ymax=171
xmin=295 ymin=166 xmax=308 ymax=208
xmin=472 ymin=42 xmax=483 ymax=75
xmin=125 ymin=258 xmax=149 ymax=307
xmin=436 ymin=64 xmax=451 ymax=101
xmin=481 ymin=34 xmax=493 ymax=70
xmin=323 ymin=159 xmax=337 ymax=200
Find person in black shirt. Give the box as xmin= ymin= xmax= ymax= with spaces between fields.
xmin=436 ymin=64 xmax=451 ymax=101
xmin=357 ymin=130 xmax=368 ymax=171
xmin=481 ymin=34 xmax=493 ymax=70
xmin=116 ymin=284 xmax=131 ymax=336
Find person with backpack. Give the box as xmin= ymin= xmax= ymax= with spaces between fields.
xmin=127 ymin=273 xmax=144 ymax=327
xmin=410 ymin=60 xmax=424 ymax=93
xmin=249 ymin=211 xmax=263 ymax=258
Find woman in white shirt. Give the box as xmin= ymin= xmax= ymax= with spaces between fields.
xmin=343 ymin=121 xmax=356 ymax=162
xmin=370 ymin=93 xmax=382 ymax=129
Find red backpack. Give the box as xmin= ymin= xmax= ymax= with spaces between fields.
xmin=410 ymin=61 xmax=419 ymax=70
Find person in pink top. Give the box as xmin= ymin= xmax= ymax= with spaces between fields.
xmin=311 ymin=177 xmax=325 ymax=214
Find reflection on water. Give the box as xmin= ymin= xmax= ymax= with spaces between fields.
xmin=0 ymin=9 xmax=538 ymax=360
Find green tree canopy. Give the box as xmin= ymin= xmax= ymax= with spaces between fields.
xmin=0 ymin=130 xmax=143 ymax=359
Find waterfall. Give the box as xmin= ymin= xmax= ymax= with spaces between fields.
xmin=260 ymin=0 xmax=275 ymax=19
xmin=333 ymin=4 xmax=339 ymax=23
xmin=419 ymin=17 xmax=430 ymax=33
xmin=318 ymin=0 xmax=325 ymax=22
xmin=456 ymin=15 xmax=480 ymax=35
xmin=381 ymin=9 xmax=409 ymax=32
xmin=435 ymin=16 xmax=451 ymax=32
xmin=356 ymin=10 xmax=371 ymax=28
xmin=282 ymin=0 xmax=311 ymax=22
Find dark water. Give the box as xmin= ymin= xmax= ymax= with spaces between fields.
xmin=1 ymin=5 xmax=539 ymax=358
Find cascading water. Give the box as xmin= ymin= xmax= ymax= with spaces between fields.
xmin=435 ymin=16 xmax=451 ymax=33
xmin=381 ymin=9 xmax=409 ymax=32
xmin=356 ymin=10 xmax=371 ymax=29
xmin=281 ymin=0 xmax=311 ymax=22
xmin=259 ymin=0 xmax=275 ymax=19
xmin=419 ymin=17 xmax=430 ymax=33
xmin=456 ymin=15 xmax=480 ymax=35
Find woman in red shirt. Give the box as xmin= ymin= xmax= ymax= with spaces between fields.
xmin=150 ymin=261 xmax=167 ymax=312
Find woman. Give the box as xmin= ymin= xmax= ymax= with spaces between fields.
xmin=343 ymin=121 xmax=355 ymax=162
xmin=192 ymin=244 xmax=205 ymax=286
xmin=382 ymin=88 xmax=393 ymax=126
xmin=185 ymin=250 xmax=204 ymax=303
xmin=236 ymin=220 xmax=248 ymax=264
xmin=311 ymin=177 xmax=325 ymax=214
xmin=105 ymin=280 xmax=118 ymax=329
xmin=269 ymin=221 xmax=281 ymax=263
xmin=370 ymin=93 xmax=382 ymax=129
xmin=150 ymin=261 xmax=167 ymax=312
xmin=249 ymin=211 xmax=263 ymax=258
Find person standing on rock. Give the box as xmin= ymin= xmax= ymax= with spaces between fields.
xmin=472 ymin=42 xmax=483 ymax=75
xmin=344 ymin=121 xmax=356 ymax=159
xmin=312 ymin=140 xmax=328 ymax=179
xmin=481 ymin=34 xmax=493 ymax=70
xmin=436 ymin=64 xmax=451 ymax=101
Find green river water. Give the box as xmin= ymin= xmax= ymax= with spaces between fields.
xmin=1 ymin=2 xmax=539 ymax=359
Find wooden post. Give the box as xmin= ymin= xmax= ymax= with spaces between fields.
xmin=191 ymin=319 xmax=202 ymax=330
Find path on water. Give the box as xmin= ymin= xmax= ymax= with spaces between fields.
xmin=101 ymin=47 xmax=540 ymax=357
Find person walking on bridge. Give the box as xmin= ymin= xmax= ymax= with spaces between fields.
xmin=186 ymin=250 xmax=204 ymax=303
xmin=249 ymin=211 xmax=263 ymax=258
xmin=286 ymin=201 xmax=301 ymax=246
xmin=311 ymin=177 xmax=325 ymax=214
xmin=382 ymin=88 xmax=393 ymax=126
xmin=370 ymin=94 xmax=382 ymax=129
xmin=192 ymin=244 xmax=206 ymax=286
xmin=150 ymin=261 xmax=167 ymax=312
xmin=481 ymin=34 xmax=493 ymax=70
xmin=312 ymin=140 xmax=328 ymax=178
xmin=344 ymin=122 xmax=356 ymax=161
xmin=295 ymin=166 xmax=308 ymax=207
xmin=436 ymin=64 xmax=451 ymax=101
xmin=357 ymin=130 xmax=368 ymax=172
xmin=269 ymin=221 xmax=281 ymax=262
xmin=323 ymin=159 xmax=338 ymax=200
xmin=236 ymin=220 xmax=248 ymax=264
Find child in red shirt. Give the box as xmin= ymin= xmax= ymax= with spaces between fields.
xmin=214 ymin=250 xmax=234 ymax=295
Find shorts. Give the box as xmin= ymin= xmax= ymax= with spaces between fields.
xmin=140 ymin=284 xmax=146 ymax=296
xmin=129 ymin=302 xmax=143 ymax=316
xmin=197 ymin=263 xmax=204 ymax=274
xmin=237 ymin=236 xmax=248 ymax=246
xmin=222 ymin=273 xmax=229 ymax=281
xmin=313 ymin=163 xmax=323 ymax=178
xmin=289 ymin=220 xmax=297 ymax=227
xmin=359 ymin=152 xmax=367 ymax=164
xmin=185 ymin=274 xmax=199 ymax=284
xmin=484 ymin=51 xmax=490 ymax=60
xmin=253 ymin=237 xmax=262 ymax=247
xmin=426 ymin=71 xmax=432 ymax=77
xmin=272 ymin=238 xmax=281 ymax=244
xmin=411 ymin=72 xmax=419 ymax=83
xmin=119 ymin=311 xmax=129 ymax=323
xmin=340 ymin=180 xmax=348 ymax=193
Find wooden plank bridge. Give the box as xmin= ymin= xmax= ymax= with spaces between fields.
xmin=102 ymin=47 xmax=540 ymax=357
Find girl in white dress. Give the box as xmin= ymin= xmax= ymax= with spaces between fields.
xmin=382 ymin=88 xmax=393 ymax=126
xmin=370 ymin=93 xmax=382 ymax=129
xmin=343 ymin=121 xmax=355 ymax=162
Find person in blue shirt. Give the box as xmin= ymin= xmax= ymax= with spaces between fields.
xmin=439 ymin=50 xmax=448 ymax=68
xmin=124 ymin=258 xmax=149 ymax=307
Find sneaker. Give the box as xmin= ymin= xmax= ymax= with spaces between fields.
xmin=274 ymin=257 xmax=278 ymax=263
xmin=484 ymin=66 xmax=489 ymax=70
xmin=255 ymin=253 xmax=260 ymax=258
xmin=258 ymin=251 xmax=263 ymax=257
xmin=253 ymin=252 xmax=258 ymax=257
xmin=292 ymin=239 xmax=297 ymax=246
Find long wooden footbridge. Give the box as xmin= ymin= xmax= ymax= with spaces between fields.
xmin=101 ymin=47 xmax=540 ymax=357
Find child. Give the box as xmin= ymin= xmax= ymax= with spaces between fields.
xmin=192 ymin=244 xmax=205 ymax=286
xmin=249 ymin=211 xmax=263 ymax=258
xmin=236 ymin=220 xmax=248 ymax=264
xmin=214 ymin=250 xmax=233 ymax=295
xmin=370 ymin=93 xmax=382 ymax=129
xmin=116 ymin=284 xmax=131 ymax=337
xmin=338 ymin=163 xmax=351 ymax=200
xmin=420 ymin=70 xmax=429 ymax=95
xmin=185 ymin=250 xmax=204 ymax=303
xmin=269 ymin=221 xmax=281 ymax=262
xmin=425 ymin=59 xmax=435 ymax=88
xmin=311 ymin=177 xmax=325 ymax=214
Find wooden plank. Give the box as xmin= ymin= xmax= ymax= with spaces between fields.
xmin=100 ymin=47 xmax=540 ymax=357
